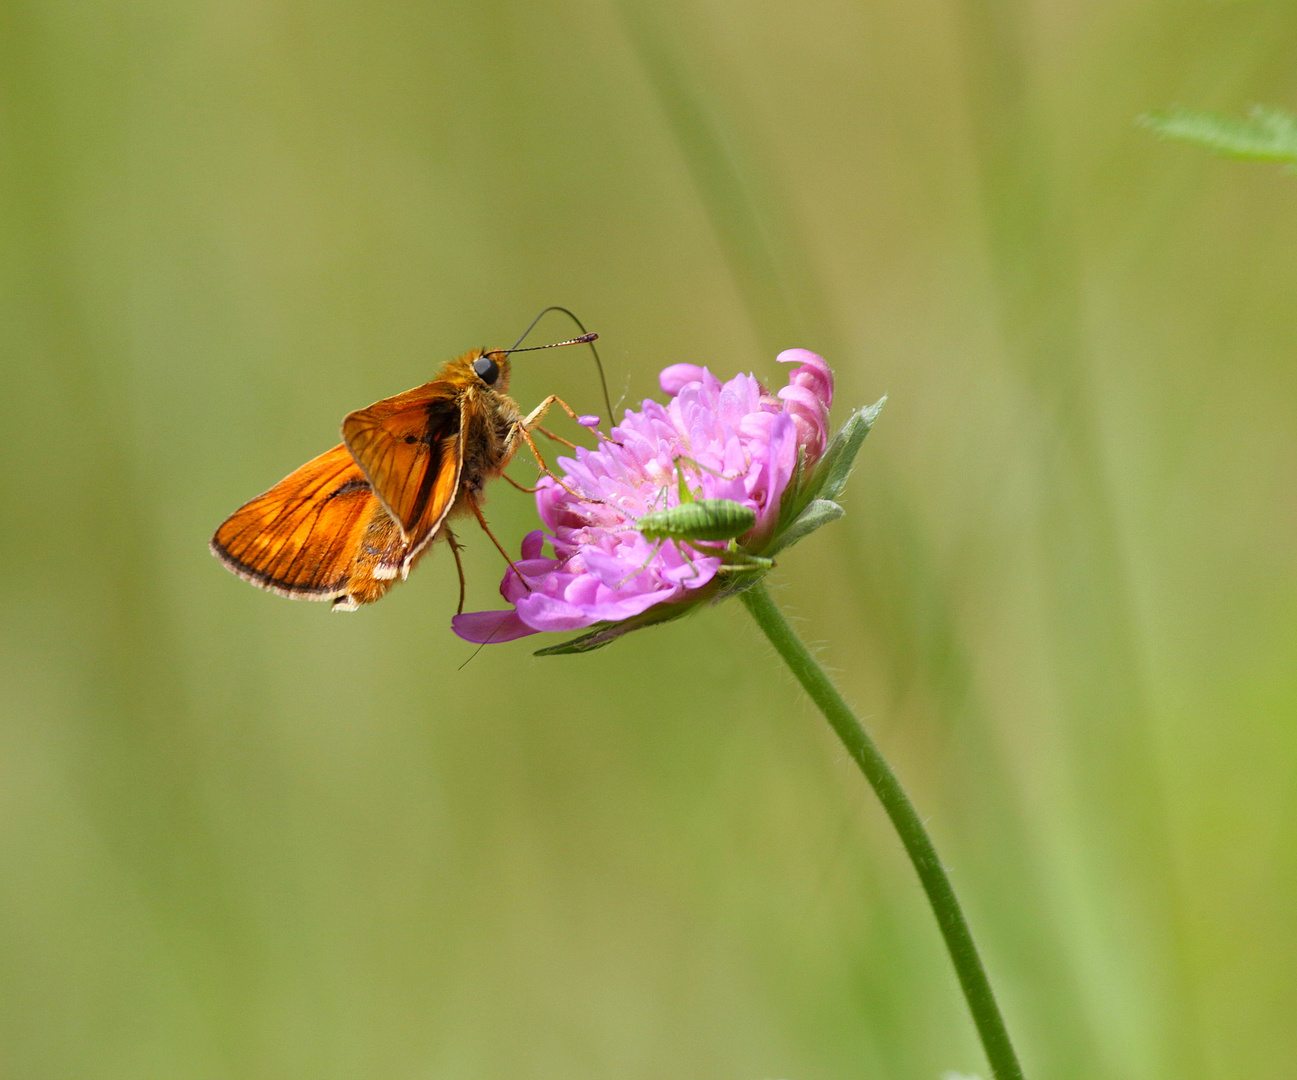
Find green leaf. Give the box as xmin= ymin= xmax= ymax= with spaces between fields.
xmin=1140 ymin=105 xmax=1297 ymax=165
xmin=764 ymin=499 xmax=844 ymax=557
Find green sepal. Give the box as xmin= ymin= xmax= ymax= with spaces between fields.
xmin=818 ymin=395 xmax=886 ymax=501
xmin=766 ymin=395 xmax=885 ymax=551
xmin=533 ymin=595 xmax=700 ymax=656
xmin=764 ymin=499 xmax=844 ymax=558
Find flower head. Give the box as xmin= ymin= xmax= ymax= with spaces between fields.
xmin=453 ymin=350 xmax=876 ymax=651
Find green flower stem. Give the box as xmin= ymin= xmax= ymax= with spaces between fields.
xmin=740 ymin=581 xmax=1025 ymax=1080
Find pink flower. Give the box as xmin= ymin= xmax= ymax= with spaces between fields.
xmin=453 ymin=351 xmax=839 ymax=646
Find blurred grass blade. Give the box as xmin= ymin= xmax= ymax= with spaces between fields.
xmin=1140 ymin=105 xmax=1297 ymax=166
xmin=616 ymin=6 xmax=830 ymax=354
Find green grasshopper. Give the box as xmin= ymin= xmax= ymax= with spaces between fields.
xmin=619 ymin=458 xmax=773 ymax=585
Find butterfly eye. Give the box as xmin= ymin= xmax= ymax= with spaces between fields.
xmin=472 ymin=353 xmax=500 ymax=385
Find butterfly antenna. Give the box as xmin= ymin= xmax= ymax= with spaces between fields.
xmin=507 ymin=306 xmax=615 ymax=425
xmin=503 ymin=334 xmax=598 ymax=353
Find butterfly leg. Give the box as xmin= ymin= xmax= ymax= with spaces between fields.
xmin=534 ymin=425 xmax=578 ymax=450
xmin=501 ymin=472 xmax=542 ymax=494
xmin=467 ymin=494 xmax=533 ymax=593
xmin=524 ymin=393 xmax=620 ymax=443
xmin=513 ymin=424 xmax=590 ymax=503
xmin=521 ymin=393 xmax=587 ymax=430
xmin=516 ymin=395 xmax=610 ymax=500
xmin=443 ymin=525 xmax=467 ymax=614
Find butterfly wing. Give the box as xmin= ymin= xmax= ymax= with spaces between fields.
xmin=210 ymin=443 xmax=401 ymax=602
xmin=341 ymin=386 xmax=465 ymax=557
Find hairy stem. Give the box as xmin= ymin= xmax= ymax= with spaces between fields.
xmin=740 ymin=581 xmax=1025 ymax=1080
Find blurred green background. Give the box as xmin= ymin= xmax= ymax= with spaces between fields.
xmin=4 ymin=1 xmax=1297 ymax=1077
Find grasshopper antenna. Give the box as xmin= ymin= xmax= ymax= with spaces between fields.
xmin=509 ymin=306 xmax=615 ymax=425
xmin=457 ymin=611 xmax=517 ymax=671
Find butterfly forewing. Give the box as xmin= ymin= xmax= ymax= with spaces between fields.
xmin=211 ymin=443 xmax=396 ymax=600
xmin=342 ymin=388 xmax=465 ymax=551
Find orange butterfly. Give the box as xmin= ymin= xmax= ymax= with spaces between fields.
xmin=211 ymin=333 xmax=598 ymax=611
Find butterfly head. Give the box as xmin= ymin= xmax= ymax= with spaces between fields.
xmin=469 ymin=348 xmax=511 ymax=393
xmin=472 ymin=332 xmax=598 ymax=396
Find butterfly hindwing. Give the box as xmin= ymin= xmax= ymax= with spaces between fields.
xmin=210 ymin=443 xmax=395 ymax=600
xmin=341 ymin=386 xmax=465 ymax=553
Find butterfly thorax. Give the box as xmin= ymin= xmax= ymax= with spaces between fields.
xmin=456 ymin=381 xmax=524 ymax=498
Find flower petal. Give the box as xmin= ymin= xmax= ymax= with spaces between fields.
xmin=451 ymin=610 xmax=538 ymax=643
xmin=777 ymin=349 xmax=834 ymax=409
xmin=659 ymin=364 xmax=707 ymax=396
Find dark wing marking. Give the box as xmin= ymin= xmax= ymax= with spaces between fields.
xmin=342 ymin=389 xmax=464 ymax=551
